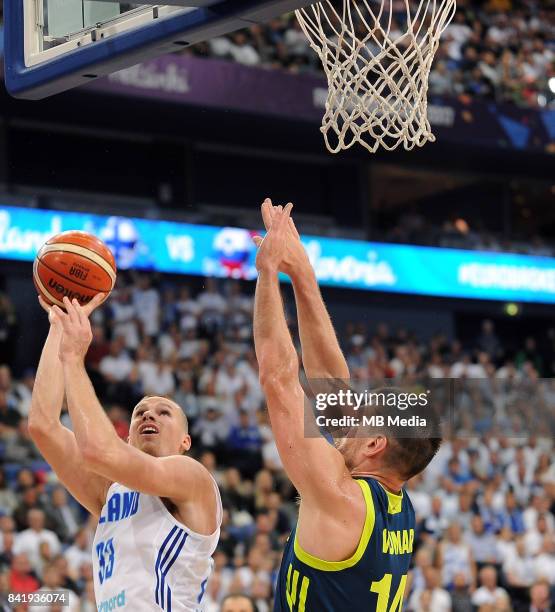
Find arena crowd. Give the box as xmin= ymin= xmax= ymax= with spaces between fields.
xmin=186 ymin=0 xmax=555 ymax=110
xmin=0 ymin=275 xmax=553 ymax=611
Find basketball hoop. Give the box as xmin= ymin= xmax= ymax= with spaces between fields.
xmin=296 ymin=0 xmax=457 ymax=153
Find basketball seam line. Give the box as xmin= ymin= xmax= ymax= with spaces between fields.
xmin=37 ymin=258 xmax=113 ymax=293
xmin=33 ymin=263 xmax=66 ymax=309
xmin=39 ymin=243 xmax=116 ymax=285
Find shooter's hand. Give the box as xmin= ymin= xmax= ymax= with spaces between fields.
xmin=38 ymin=293 xmax=106 ymax=327
xmin=255 ymin=199 xmax=311 ymax=279
xmin=254 ymin=203 xmax=293 ymax=274
xmin=50 ymin=296 xmax=97 ymax=364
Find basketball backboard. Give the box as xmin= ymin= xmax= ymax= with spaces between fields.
xmin=4 ymin=0 xmax=311 ymax=99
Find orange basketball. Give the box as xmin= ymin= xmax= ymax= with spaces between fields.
xmin=33 ymin=230 xmax=116 ymax=308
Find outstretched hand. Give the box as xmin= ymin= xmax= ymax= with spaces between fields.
xmin=253 ymin=198 xmax=310 ymax=278
xmin=38 ymin=293 xmax=106 ymax=328
xmin=48 ymin=296 xmax=100 ymax=363
xmin=254 ymin=202 xmax=293 ymax=274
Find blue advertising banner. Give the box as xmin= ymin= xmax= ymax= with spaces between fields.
xmin=2 ymin=205 xmax=555 ymax=303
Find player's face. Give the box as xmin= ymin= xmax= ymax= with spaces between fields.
xmin=128 ymin=397 xmax=190 ymax=457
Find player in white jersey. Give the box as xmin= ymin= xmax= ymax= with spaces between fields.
xmin=29 ymin=294 xmax=222 ymax=611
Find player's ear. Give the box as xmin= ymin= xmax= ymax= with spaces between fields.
xmin=363 ymin=435 xmax=387 ymax=458
xmin=181 ymin=434 xmax=192 ymax=454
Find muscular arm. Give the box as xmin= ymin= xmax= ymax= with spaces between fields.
xmin=29 ymin=315 xmax=110 ymax=517
xmin=261 ymin=201 xmax=349 ymax=380
xmin=291 ymin=266 xmax=350 ymax=379
xmin=58 ymin=301 xmax=213 ymax=506
xmin=254 ymin=242 xmax=350 ymax=505
xmin=62 ymin=361 xmax=211 ymax=500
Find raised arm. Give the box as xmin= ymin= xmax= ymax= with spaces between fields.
xmin=259 ymin=200 xmax=349 ymax=379
xmin=253 ymin=205 xmax=350 ymax=505
xmin=51 ymin=297 xmax=215 ymax=509
xmin=29 ymin=295 xmax=111 ymax=517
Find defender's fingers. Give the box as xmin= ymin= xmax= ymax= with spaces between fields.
xmin=261 ymin=200 xmax=273 ymax=231
xmin=283 ymin=202 xmax=293 ymax=219
xmin=276 ymin=203 xmax=293 ymax=228
xmin=252 ymin=235 xmax=263 ymax=247
xmin=289 ymin=217 xmax=301 ymax=240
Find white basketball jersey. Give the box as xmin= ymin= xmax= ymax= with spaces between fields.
xmin=92 ymin=480 xmax=222 ymax=612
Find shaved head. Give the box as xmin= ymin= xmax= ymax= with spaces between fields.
xmin=129 ymin=396 xmax=191 ymax=457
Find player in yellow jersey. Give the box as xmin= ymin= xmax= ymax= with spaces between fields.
xmin=253 ymin=201 xmax=441 ymax=612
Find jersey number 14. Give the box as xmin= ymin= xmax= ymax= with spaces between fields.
xmin=370 ymin=573 xmax=407 ymax=612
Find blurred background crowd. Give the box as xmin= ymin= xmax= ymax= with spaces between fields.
xmin=185 ymin=0 xmax=555 ymax=109
xmin=0 ymin=275 xmax=553 ymax=611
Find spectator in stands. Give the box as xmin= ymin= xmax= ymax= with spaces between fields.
xmin=437 ymin=522 xmax=474 ymax=589
xmin=420 ymin=495 xmax=449 ymax=541
xmin=98 ymin=336 xmax=138 ymax=406
xmin=13 ymin=488 xmax=46 ymax=532
xmin=449 ymin=571 xmax=473 ymax=612
xmin=85 ymin=323 xmax=110 ymax=388
xmin=47 ymin=487 xmax=79 ymax=544
xmin=106 ymin=405 xmax=130 ymax=440
xmin=524 ymin=513 xmax=553 ymax=556
xmin=471 ymin=565 xmax=510 ymax=609
xmin=13 ymin=509 xmax=60 ymax=576
xmin=0 ymin=470 xmax=18 ymax=515
xmin=407 ymin=566 xmax=451 ymax=612
xmin=12 ymin=369 xmax=35 ymax=417
xmin=477 ymin=319 xmax=502 ymax=359
xmin=504 ymin=536 xmax=536 ymax=590
xmin=0 ymin=294 xmax=17 ymax=368
xmin=9 ymin=552 xmax=39 ymax=595
xmin=220 ymin=593 xmax=258 ymax=612
xmin=533 ymin=535 xmax=555 ymax=584
xmin=63 ymin=528 xmax=91 ymax=578
xmin=193 ymin=405 xmax=230 ymax=459
xmin=198 ymin=278 xmax=227 ymax=332
xmin=79 ymin=578 xmax=96 ymax=612
xmin=51 ymin=554 xmax=79 ymax=593
xmin=137 ymin=346 xmax=175 ymax=397
xmin=0 ymin=530 xmax=15 ymax=571
xmin=467 ymin=514 xmax=500 ymax=567
xmin=108 ymin=286 xmax=140 ymax=350
xmin=28 ymin=562 xmax=79 ymax=611
xmin=226 ymin=410 xmax=263 ymax=479
xmin=526 ymin=579 xmax=552 ymax=612
xmin=4 ymin=418 xmax=42 ymax=464
xmin=0 ymin=389 xmax=21 ymax=432
xmin=133 ymin=274 xmax=160 ymax=339
xmin=500 ymin=490 xmax=526 ymax=534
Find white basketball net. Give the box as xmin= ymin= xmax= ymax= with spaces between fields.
xmin=296 ymin=0 xmax=456 ymax=153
